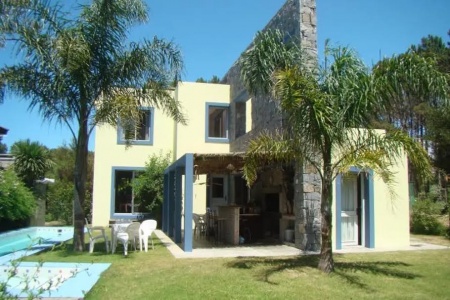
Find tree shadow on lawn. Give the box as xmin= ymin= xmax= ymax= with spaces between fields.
xmin=226 ymin=254 xmax=420 ymax=290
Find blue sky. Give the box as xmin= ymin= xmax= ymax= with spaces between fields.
xmin=0 ymin=0 xmax=449 ymax=151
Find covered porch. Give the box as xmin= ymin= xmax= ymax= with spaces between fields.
xmin=162 ymin=153 xmax=295 ymax=252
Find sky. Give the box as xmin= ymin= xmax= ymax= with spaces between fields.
xmin=0 ymin=0 xmax=449 ymax=151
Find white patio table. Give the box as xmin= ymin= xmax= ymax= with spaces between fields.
xmin=110 ymin=221 xmax=132 ymax=254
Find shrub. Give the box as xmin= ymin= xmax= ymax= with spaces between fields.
xmin=46 ymin=181 xmax=74 ymax=225
xmin=0 ymin=168 xmax=35 ymax=228
xmin=131 ymin=152 xmax=170 ymax=224
xmin=411 ymin=197 xmax=445 ymax=235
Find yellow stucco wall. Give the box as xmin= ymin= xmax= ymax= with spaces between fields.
xmin=373 ymin=153 xmax=410 ymax=248
xmin=331 ymin=130 xmax=410 ymax=250
xmin=92 ymin=82 xmax=231 ymax=226
xmin=92 ymin=106 xmax=175 ymax=226
xmin=174 ymin=82 xmax=231 ymax=158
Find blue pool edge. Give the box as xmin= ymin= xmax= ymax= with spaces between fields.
xmin=0 ymin=226 xmax=77 ymax=265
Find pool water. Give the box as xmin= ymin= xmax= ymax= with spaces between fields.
xmin=0 ymin=227 xmax=74 ymax=257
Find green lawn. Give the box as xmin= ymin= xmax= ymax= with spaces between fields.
xmin=21 ymin=235 xmax=450 ymax=300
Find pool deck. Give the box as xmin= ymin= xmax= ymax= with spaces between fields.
xmin=1 ymin=262 xmax=110 ymax=299
xmin=0 ymin=227 xmax=110 ymax=299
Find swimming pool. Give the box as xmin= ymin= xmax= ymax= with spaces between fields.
xmin=0 ymin=262 xmax=111 ymax=298
xmin=0 ymin=227 xmax=74 ymax=260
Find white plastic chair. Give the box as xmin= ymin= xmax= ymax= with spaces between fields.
xmin=139 ymin=220 xmax=157 ymax=252
xmin=193 ymin=213 xmax=206 ymax=238
xmin=116 ymin=222 xmax=141 ymax=255
xmin=85 ymin=218 xmax=110 ymax=253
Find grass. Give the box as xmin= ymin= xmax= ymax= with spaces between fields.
xmin=19 ymin=234 xmax=450 ymax=300
xmin=411 ymin=233 xmax=450 ymax=247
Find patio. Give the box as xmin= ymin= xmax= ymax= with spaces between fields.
xmin=155 ymin=229 xmax=450 ymax=259
xmin=163 ymin=152 xmax=296 ymax=253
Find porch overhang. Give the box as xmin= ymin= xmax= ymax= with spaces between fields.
xmin=162 ymin=152 xmax=245 ymax=252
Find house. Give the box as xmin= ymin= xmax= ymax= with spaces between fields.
xmin=92 ymin=0 xmax=410 ymax=253
xmin=0 ymin=126 xmax=14 ymax=169
xmin=92 ymin=82 xmax=231 ymax=226
xmin=0 ymin=126 xmax=8 ymax=137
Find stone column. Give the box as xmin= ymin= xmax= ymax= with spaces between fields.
xmin=300 ymin=0 xmax=318 ymax=71
xmin=295 ymin=163 xmax=322 ymax=251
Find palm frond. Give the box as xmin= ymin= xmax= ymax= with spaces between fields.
xmin=239 ymin=29 xmax=303 ymax=96
xmin=243 ymin=130 xmax=298 ymax=185
xmin=373 ymin=52 xmax=449 ymax=109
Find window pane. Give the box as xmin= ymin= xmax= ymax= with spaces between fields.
xmin=115 ymin=170 xmax=133 ymax=213
xmin=114 ymin=170 xmax=151 ymax=214
xmin=136 ymin=110 xmax=150 ymax=140
xmin=208 ymin=107 xmax=228 ymax=138
xmin=120 ymin=109 xmax=151 ymax=142
xmin=211 ymin=177 xmax=224 ymax=198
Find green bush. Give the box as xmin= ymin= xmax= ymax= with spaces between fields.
xmin=131 ymin=152 xmax=170 ymax=224
xmin=411 ymin=198 xmax=446 ymax=235
xmin=0 ymin=168 xmax=35 ymax=224
xmin=46 ymin=181 xmax=74 ymax=225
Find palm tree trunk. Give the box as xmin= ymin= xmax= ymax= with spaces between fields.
xmin=318 ymin=152 xmax=334 ymax=273
xmin=72 ymin=114 xmax=88 ymax=251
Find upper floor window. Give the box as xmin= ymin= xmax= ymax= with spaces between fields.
xmin=205 ymin=103 xmax=229 ymax=143
xmin=117 ymin=107 xmax=154 ymax=145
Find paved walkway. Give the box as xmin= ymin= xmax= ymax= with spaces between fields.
xmin=154 ymin=230 xmax=449 ymax=259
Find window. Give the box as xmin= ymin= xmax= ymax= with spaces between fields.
xmin=205 ymin=103 xmax=229 ymax=143
xmin=113 ymin=169 xmax=149 ymax=214
xmin=211 ymin=177 xmax=224 ymax=198
xmin=117 ymin=107 xmax=154 ymax=145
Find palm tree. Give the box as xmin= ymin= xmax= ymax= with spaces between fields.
xmin=239 ymin=30 xmax=447 ymax=273
xmin=0 ymin=0 xmax=186 ymax=251
xmin=11 ymin=139 xmax=54 ymax=189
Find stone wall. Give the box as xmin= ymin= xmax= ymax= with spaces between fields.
xmin=224 ymin=0 xmax=301 ymax=152
xmin=223 ymin=0 xmax=317 ymax=152
xmin=295 ymin=164 xmax=322 ymax=251
xmin=221 ymin=0 xmax=320 ymax=251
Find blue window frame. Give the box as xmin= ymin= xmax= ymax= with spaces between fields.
xmin=117 ymin=107 xmax=154 ymax=145
xmin=205 ymin=102 xmax=229 ymax=143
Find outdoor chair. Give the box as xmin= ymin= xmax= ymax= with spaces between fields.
xmin=193 ymin=213 xmax=206 ymax=238
xmin=205 ymin=210 xmax=218 ymax=241
xmin=139 ymin=219 xmax=157 ymax=252
xmin=85 ymin=218 xmax=110 ymax=253
xmin=116 ymin=222 xmax=141 ymax=255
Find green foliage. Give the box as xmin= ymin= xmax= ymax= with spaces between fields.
xmin=1 ymin=0 xmax=185 ymax=250
xmin=46 ymin=181 xmax=73 ymax=225
xmin=131 ymin=152 xmax=170 ymax=221
xmin=10 ymin=139 xmax=54 ymax=189
xmin=239 ymin=29 xmax=438 ymax=272
xmin=209 ymin=75 xmax=221 ymax=83
xmin=411 ymin=32 xmax=450 ymax=75
xmin=408 ymin=32 xmax=450 ymax=185
xmin=411 ymin=197 xmax=446 ymax=235
xmin=45 ymin=145 xmax=94 ymax=224
xmin=0 ymin=142 xmax=7 ymax=154
xmin=195 ymin=75 xmax=221 ymax=83
xmin=0 ymin=168 xmax=35 ymax=222
xmin=374 ymin=32 xmax=450 ymax=187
